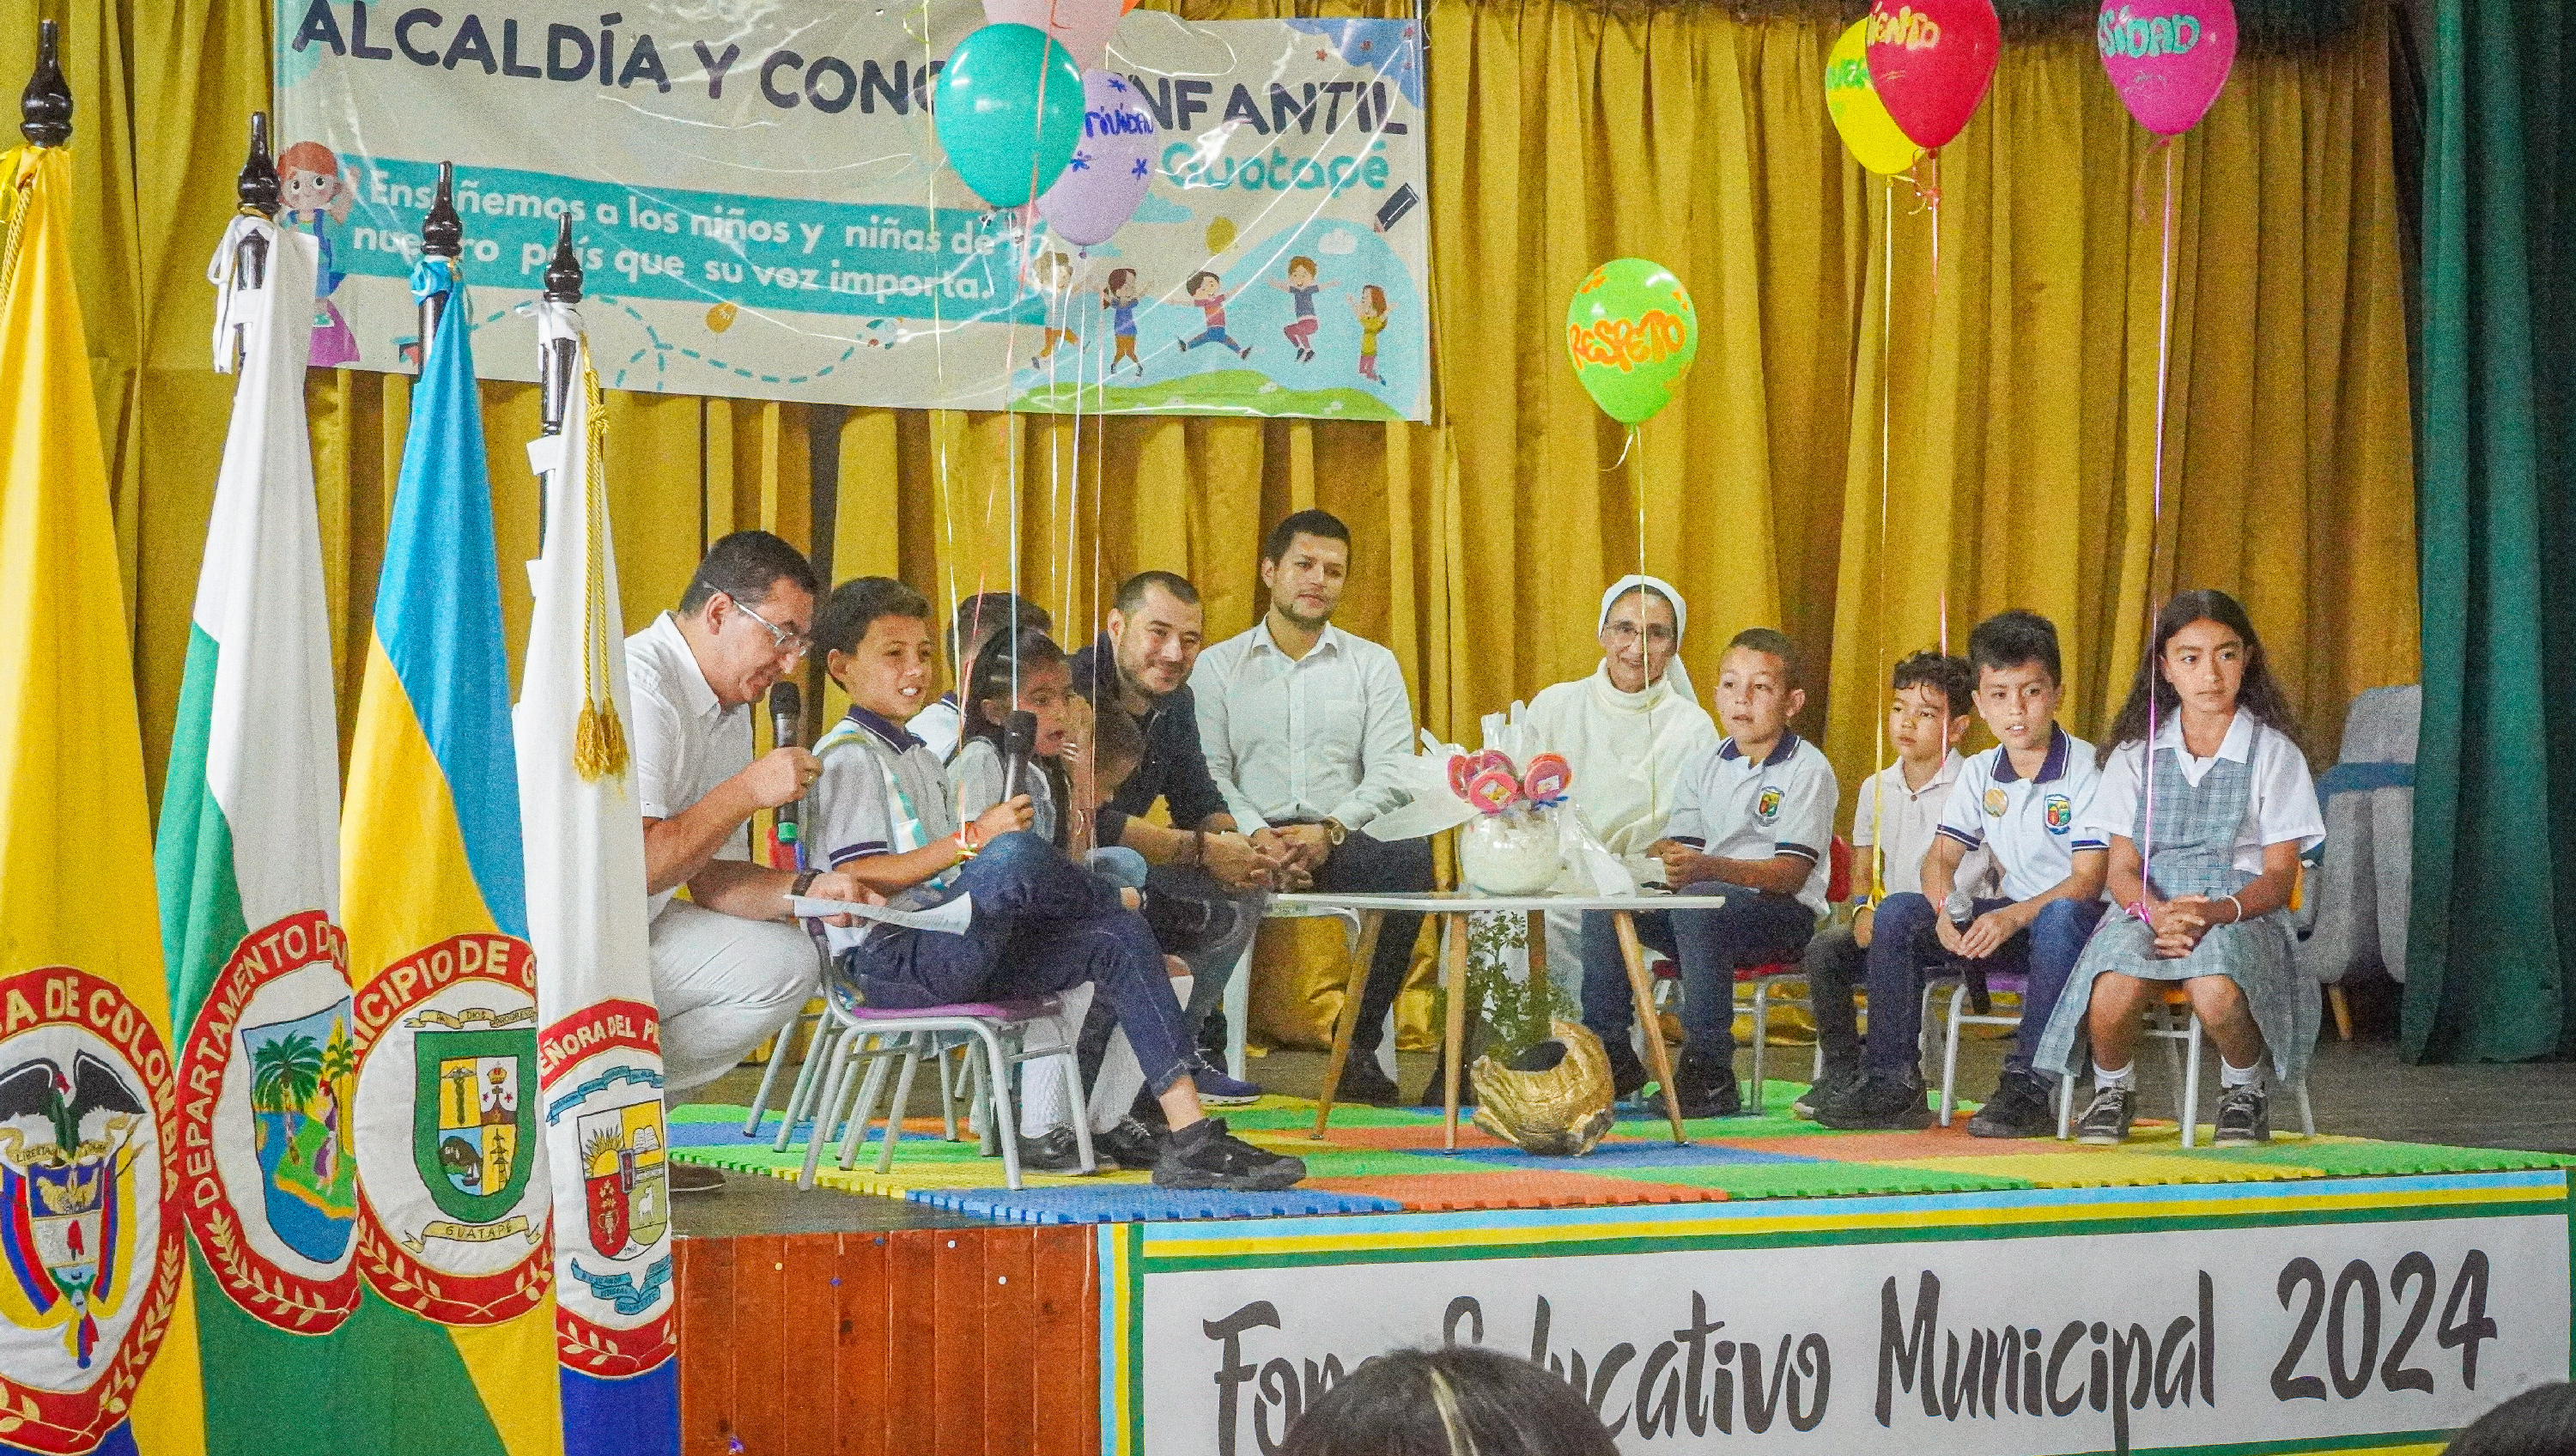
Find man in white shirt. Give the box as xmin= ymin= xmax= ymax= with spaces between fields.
xmin=1193 ymin=510 xmax=1431 ymax=1105
xmin=629 ymin=531 xmax=872 ymax=1191
xmin=909 ymin=592 xmax=1051 ymax=763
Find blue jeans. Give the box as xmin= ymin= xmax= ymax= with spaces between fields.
xmin=839 ymin=832 xmax=1193 ymax=1095
xmin=1579 ymin=884 xmax=1817 ymax=1058
xmin=1858 ymin=893 xmax=2106 ymax=1080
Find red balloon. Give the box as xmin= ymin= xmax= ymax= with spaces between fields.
xmin=1866 ymin=0 xmax=2002 ymax=152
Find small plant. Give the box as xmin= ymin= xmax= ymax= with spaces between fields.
xmin=1437 ymin=913 xmax=1579 ymax=1063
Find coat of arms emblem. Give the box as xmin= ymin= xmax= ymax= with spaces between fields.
xmin=0 ymin=1052 xmax=145 ymax=1368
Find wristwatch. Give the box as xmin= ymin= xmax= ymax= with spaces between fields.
xmin=1321 ymin=817 xmax=1348 ymax=846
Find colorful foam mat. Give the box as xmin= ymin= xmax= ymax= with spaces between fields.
xmin=666 ymin=1079 xmax=2576 ymax=1225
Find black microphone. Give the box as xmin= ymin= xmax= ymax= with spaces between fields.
xmin=769 ymin=682 xmax=803 ymax=866
xmin=1002 ymin=709 xmax=1039 ymax=804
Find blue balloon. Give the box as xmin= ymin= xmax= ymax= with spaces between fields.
xmin=934 ymin=24 xmax=1086 ymax=209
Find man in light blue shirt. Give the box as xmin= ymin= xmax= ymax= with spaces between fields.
xmin=1193 ymin=510 xmax=1431 ymax=1104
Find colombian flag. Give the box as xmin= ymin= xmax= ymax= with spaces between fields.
xmin=0 ymin=144 xmax=203 ymax=1453
xmin=338 ymin=253 xmax=562 ymax=1456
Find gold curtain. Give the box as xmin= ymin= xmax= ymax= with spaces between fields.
xmin=19 ymin=0 xmax=2414 ymax=1051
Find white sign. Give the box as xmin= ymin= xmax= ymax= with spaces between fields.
xmin=272 ymin=1 xmax=1430 ymax=420
xmin=1108 ymin=1174 xmax=2574 ymax=1456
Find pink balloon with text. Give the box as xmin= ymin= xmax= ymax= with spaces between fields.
xmin=2097 ymin=0 xmax=2237 ymax=136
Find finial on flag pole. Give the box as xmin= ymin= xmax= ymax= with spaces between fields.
xmin=544 ymin=210 xmax=584 ymax=303
xmin=232 ymin=112 xmax=277 ymax=297
xmin=416 ymin=161 xmax=461 ymax=358
xmin=537 ymin=211 xmax=585 ymax=545
xmin=20 ymin=19 xmax=71 ymax=148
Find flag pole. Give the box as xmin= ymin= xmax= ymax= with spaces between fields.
xmin=536 ymin=211 xmax=581 ymax=548
xmin=234 ymin=112 xmax=278 ymax=284
xmin=417 ymin=159 xmax=459 ymax=347
xmin=19 ymin=17 xmax=70 ymax=147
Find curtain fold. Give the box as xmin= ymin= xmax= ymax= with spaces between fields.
xmin=2403 ymin=0 xmax=2576 ymax=1063
xmin=21 ymin=0 xmax=2416 ymax=1054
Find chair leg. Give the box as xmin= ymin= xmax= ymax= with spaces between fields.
xmin=2057 ymin=1073 xmax=2075 ymax=1139
xmin=1917 ymin=983 xmax=1936 ymax=1064
xmin=1224 ymin=935 xmax=1258 ymax=1083
xmin=1054 ymin=1043 xmax=1098 ymax=1174
xmin=1938 ymin=986 xmax=1966 ymax=1127
xmin=935 ymin=1043 xmax=961 ymax=1141
xmin=2328 ymin=985 xmax=2353 ymax=1041
xmin=975 ymin=1025 xmax=1024 ymax=1190
xmin=873 ymin=1039 xmax=928 ymax=1174
xmin=742 ymin=1010 xmax=802 ymax=1137
xmin=1749 ymin=982 xmax=1770 ymax=1113
xmin=2178 ymin=1016 xmax=2203 ymax=1150
xmin=774 ymin=1019 xmax=844 ymax=1152
xmin=799 ymin=1034 xmax=863 ymax=1191
xmin=838 ymin=1040 xmax=901 ymax=1171
xmin=2294 ymin=1080 xmax=2315 ymax=1138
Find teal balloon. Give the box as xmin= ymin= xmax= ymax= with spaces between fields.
xmin=934 ymin=24 xmax=1086 ymax=209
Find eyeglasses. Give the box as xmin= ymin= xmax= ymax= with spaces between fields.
xmin=732 ymin=597 xmax=811 ymax=659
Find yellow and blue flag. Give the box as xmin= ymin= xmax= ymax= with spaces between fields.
xmin=0 ymin=142 xmax=203 ymax=1455
xmin=339 ymin=252 xmax=561 ymax=1456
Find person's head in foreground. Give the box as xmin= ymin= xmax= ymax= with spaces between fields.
xmin=1278 ymin=1346 xmax=1619 ymax=1456
xmin=2445 ymin=1382 xmax=2576 ymax=1456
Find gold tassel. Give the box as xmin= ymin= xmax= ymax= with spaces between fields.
xmin=574 ymin=696 xmax=629 ymax=782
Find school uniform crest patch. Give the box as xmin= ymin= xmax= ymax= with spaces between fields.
xmin=2044 ymin=793 xmax=2073 ymax=833
xmin=1756 ymin=786 xmax=1783 ymax=822
xmin=1984 ymin=787 xmax=2008 ymax=817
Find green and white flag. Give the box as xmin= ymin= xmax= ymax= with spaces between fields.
xmin=154 ymin=214 xmax=363 ymax=1452
xmin=516 ymin=301 xmax=679 ymax=1450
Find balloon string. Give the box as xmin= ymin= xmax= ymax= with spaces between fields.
xmin=2129 ymin=133 xmax=2173 ymax=225
xmin=1870 ymin=172 xmax=1893 ymax=903
xmin=2138 ymin=137 xmax=2179 ymax=907
xmin=1607 ymin=422 xmax=1638 ymax=472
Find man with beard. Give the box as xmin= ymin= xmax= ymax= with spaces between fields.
xmin=1192 ymin=511 xmax=1433 ymax=1105
xmin=1072 ymin=571 xmax=1280 ymax=1101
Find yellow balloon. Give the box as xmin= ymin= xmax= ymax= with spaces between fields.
xmin=1825 ymin=18 xmax=1923 ymax=177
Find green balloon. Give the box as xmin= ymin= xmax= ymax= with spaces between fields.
xmin=1564 ymin=258 xmax=1699 ymax=426
xmin=934 ymin=24 xmax=1085 ymax=209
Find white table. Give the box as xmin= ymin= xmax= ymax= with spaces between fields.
xmin=1267 ymin=890 xmax=1729 ymax=1149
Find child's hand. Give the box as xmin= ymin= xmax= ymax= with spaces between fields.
xmin=1934 ymin=913 xmax=1971 ymax=960
xmin=977 ymin=795 xmax=1035 ymax=841
xmin=1956 ymin=906 xmax=2022 ymax=960
xmin=1120 ymin=887 xmax=1144 ymax=910
xmin=2153 ymin=897 xmax=2215 ymax=957
xmin=1649 ymin=839 xmax=1700 ymax=886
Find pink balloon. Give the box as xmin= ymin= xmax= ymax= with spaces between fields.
xmin=1036 ymin=70 xmax=1158 ymax=247
xmin=1866 ymin=0 xmax=2001 ymax=153
xmin=2098 ymin=0 xmax=2237 ymax=136
xmin=981 ymin=0 xmax=1121 ymax=70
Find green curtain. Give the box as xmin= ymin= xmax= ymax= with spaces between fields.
xmin=2405 ymin=0 xmax=2576 ymax=1061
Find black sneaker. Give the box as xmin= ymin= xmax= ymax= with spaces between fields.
xmin=1603 ymin=1043 xmax=1650 ymax=1102
xmin=1968 ymin=1071 xmax=2058 ymax=1139
xmin=1791 ymin=1065 xmax=1861 ymax=1121
xmin=2075 ymin=1085 xmax=2136 ymax=1145
xmin=1153 ymin=1118 xmax=1307 ymax=1191
xmin=2213 ymin=1085 xmax=2272 ymax=1147
xmin=1670 ymin=1053 xmax=1742 ymax=1119
xmin=1094 ymin=1117 xmax=1167 ymax=1170
xmin=1332 ymin=1056 xmax=1402 ymax=1107
xmin=1815 ymin=1071 xmax=1930 ymax=1129
xmin=1417 ymin=1055 xmax=1474 ymax=1108
xmin=1015 ymin=1126 xmax=1095 ymax=1174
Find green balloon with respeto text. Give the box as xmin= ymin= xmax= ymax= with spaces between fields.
xmin=1564 ymin=258 xmax=1699 ymax=426
xmin=934 ymin=23 xmax=1087 ymax=209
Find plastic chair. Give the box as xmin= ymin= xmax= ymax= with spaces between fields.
xmin=794 ymin=992 xmax=1093 ymax=1190
xmin=1728 ymin=837 xmax=1854 ymax=1111
xmin=741 ymin=995 xmax=829 ymax=1139
xmin=1934 ymin=970 xmax=2030 ymax=1126
xmin=2056 ymin=986 xmax=2315 ymax=1148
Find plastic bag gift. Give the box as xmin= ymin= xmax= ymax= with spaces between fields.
xmin=1471 ymin=1020 xmax=1617 ymax=1156
xmin=1364 ymin=703 xmax=1633 ymax=897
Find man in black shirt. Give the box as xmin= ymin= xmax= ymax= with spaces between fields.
xmin=1072 ymin=571 xmax=1280 ymax=1101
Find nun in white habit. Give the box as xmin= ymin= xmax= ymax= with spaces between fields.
xmin=1522 ymin=576 xmax=1721 ymax=1010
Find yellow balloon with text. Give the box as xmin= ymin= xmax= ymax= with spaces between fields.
xmin=1825 ymin=18 xmax=1923 ymax=176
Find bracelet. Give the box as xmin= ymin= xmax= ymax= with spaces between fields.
xmin=2225 ymin=894 xmax=2245 ymax=924
xmin=2129 ymin=900 xmax=2154 ymax=924
xmin=1191 ymin=829 xmax=1206 ymax=868
xmin=792 ymin=869 xmax=819 ymax=898
xmin=955 ymin=824 xmax=982 ymax=860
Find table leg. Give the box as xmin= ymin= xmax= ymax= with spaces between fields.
xmin=1524 ymin=911 xmax=1549 ymax=1007
xmin=1443 ymin=912 xmax=1470 ymax=1150
xmin=1311 ymin=912 xmax=1387 ymax=1140
xmin=1616 ymin=911 xmax=1689 ymax=1145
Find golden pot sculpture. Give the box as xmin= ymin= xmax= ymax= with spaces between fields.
xmin=1470 ymin=1020 xmax=1617 ymax=1156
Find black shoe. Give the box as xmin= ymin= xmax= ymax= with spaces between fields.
xmin=1791 ymin=1065 xmax=1861 ymax=1122
xmin=1603 ymin=1043 xmax=1649 ymax=1102
xmin=1197 ymin=1012 xmax=1230 ymax=1060
xmin=1153 ymin=1118 xmax=1306 ymax=1191
xmin=1670 ymin=1053 xmax=1742 ymax=1119
xmin=1814 ymin=1071 xmax=1931 ymax=1130
xmin=2075 ymin=1085 xmax=2136 ymax=1145
xmin=1417 ymin=1055 xmax=1474 ymax=1107
xmin=1332 ymin=1055 xmax=1401 ymax=1107
xmin=1094 ymin=1117 xmax=1168 ymax=1170
xmin=2213 ymin=1084 xmax=2272 ymax=1147
xmin=1129 ymin=1085 xmax=1170 ymax=1131
xmin=1015 ymin=1126 xmax=1094 ymax=1174
xmin=1968 ymin=1071 xmax=2059 ymax=1139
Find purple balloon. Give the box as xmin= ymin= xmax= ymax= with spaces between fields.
xmin=2098 ymin=0 xmax=2236 ymax=136
xmin=1035 ymin=70 xmax=1157 ymax=248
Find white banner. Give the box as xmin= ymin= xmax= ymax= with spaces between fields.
xmin=1106 ymin=1174 xmax=2575 ymax=1456
xmin=273 ymin=1 xmax=1429 ymax=420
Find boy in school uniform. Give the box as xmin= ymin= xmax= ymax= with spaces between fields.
xmin=1790 ymin=652 xmax=1995 ymax=1119
xmin=1578 ymin=629 xmax=1838 ymax=1118
xmin=805 ymin=576 xmax=1304 ymax=1191
xmin=1820 ymin=610 xmax=2109 ymax=1136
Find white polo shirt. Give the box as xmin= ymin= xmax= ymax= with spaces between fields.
xmin=1664 ymin=733 xmax=1838 ymax=915
xmin=625 ymin=611 xmax=754 ymax=920
xmin=1852 ymin=752 xmax=1996 ymax=901
xmin=1191 ymin=619 xmax=1418 ymax=833
xmin=2085 ymin=711 xmax=2324 ymax=877
xmin=1934 ymin=725 xmax=2105 ymax=904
